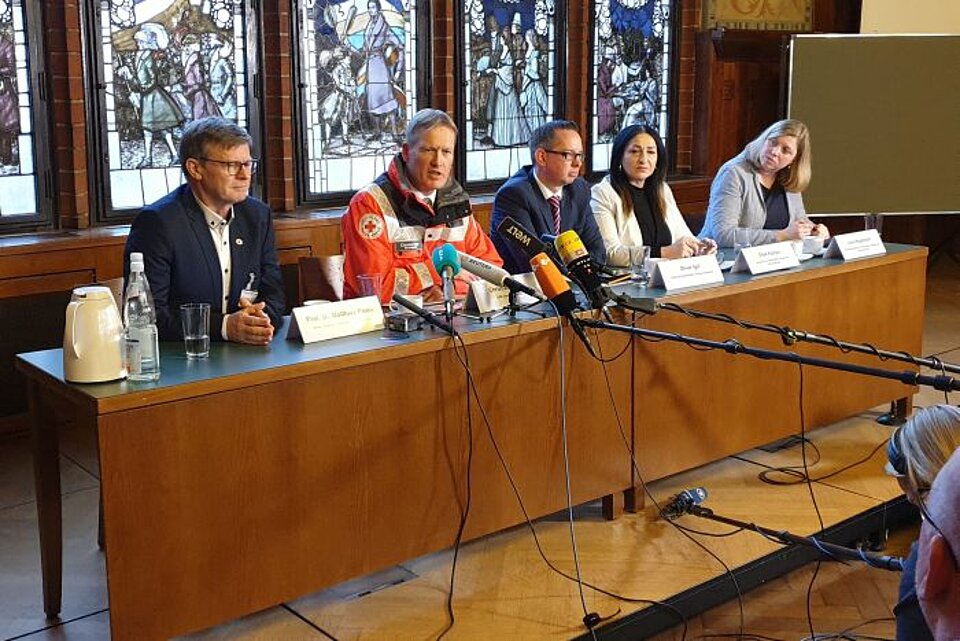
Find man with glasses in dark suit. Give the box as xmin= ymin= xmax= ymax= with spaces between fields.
xmin=488 ymin=120 xmax=605 ymax=274
xmin=125 ymin=116 xmax=284 ymax=345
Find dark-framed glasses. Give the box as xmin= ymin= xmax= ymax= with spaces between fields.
xmin=543 ymin=149 xmax=585 ymax=164
xmin=197 ymin=158 xmax=259 ymax=176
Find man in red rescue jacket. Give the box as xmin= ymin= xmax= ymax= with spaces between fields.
xmin=341 ymin=108 xmax=502 ymax=304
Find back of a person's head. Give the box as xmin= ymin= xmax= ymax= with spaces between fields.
xmin=917 ymin=445 xmax=960 ymax=639
xmin=898 ymin=405 xmax=960 ymax=491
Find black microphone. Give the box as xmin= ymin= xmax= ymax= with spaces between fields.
xmin=602 ymin=287 xmax=659 ymax=315
xmin=390 ymin=293 xmax=455 ymax=335
xmin=661 ymin=487 xmax=708 ymax=520
xmin=496 ymin=216 xmax=572 ymax=277
xmin=553 ymin=230 xmax=609 ymax=310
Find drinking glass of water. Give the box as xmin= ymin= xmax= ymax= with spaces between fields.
xmin=734 ymin=228 xmax=751 ymax=254
xmin=632 ymin=245 xmax=651 ymax=288
xmin=180 ymin=303 xmax=210 ymax=359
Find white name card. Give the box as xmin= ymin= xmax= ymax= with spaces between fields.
xmin=732 ymin=241 xmax=801 ymax=275
xmin=464 ymin=273 xmax=542 ymax=314
xmin=649 ymin=255 xmax=724 ymax=290
xmin=287 ymin=296 xmax=384 ymax=344
xmin=823 ymin=230 xmax=886 ymax=260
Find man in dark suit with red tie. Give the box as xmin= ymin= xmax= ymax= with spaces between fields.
xmin=124 ymin=117 xmax=285 ymax=344
xmin=488 ymin=120 xmax=606 ymax=274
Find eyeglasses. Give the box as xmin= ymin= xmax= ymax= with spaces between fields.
xmin=543 ymin=149 xmax=585 ymax=164
xmin=197 ymin=158 xmax=259 ymax=176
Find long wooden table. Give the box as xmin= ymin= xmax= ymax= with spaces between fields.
xmin=18 ymin=244 xmax=927 ymax=640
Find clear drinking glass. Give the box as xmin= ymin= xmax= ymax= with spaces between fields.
xmin=632 ymin=245 xmax=651 ymax=287
xmin=734 ymin=228 xmax=751 ymax=254
xmin=180 ymin=303 xmax=210 ymax=359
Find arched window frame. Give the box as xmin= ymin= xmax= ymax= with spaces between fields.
xmin=0 ymin=0 xmax=53 ymax=232
xmin=453 ymin=0 xmax=567 ymax=194
xmin=587 ymin=0 xmax=680 ymax=179
xmin=292 ymin=0 xmax=432 ymax=208
xmin=83 ymin=0 xmax=264 ymax=222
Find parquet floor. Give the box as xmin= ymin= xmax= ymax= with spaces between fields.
xmin=1 ymin=258 xmax=956 ymax=640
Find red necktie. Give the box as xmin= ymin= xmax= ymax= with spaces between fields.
xmin=548 ymin=195 xmax=561 ymax=235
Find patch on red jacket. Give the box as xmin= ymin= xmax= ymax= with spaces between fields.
xmin=358 ymin=213 xmax=384 ymax=240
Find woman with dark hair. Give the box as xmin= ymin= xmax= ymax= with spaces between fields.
xmin=885 ymin=404 xmax=960 ymax=641
xmin=591 ymin=124 xmax=714 ymax=267
xmin=699 ymin=119 xmax=829 ymax=248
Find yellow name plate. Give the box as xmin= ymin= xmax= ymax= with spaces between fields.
xmin=287 ymin=296 xmax=384 ymax=344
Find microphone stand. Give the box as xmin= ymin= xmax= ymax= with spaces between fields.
xmin=647 ymin=299 xmax=960 ymax=376
xmin=674 ymin=503 xmax=903 ymax=572
xmin=577 ymin=318 xmax=960 ymax=392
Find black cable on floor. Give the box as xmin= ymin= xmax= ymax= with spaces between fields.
xmin=281 ymin=603 xmax=340 ymax=641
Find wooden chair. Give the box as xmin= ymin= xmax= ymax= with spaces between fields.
xmin=297 ymin=255 xmax=345 ymax=304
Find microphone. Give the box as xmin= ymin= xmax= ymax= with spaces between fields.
xmin=456 ymin=250 xmax=545 ymax=301
xmin=390 ymin=293 xmax=454 ymax=335
xmin=496 ymin=216 xmax=572 ymax=278
xmin=602 ymin=287 xmax=659 ymax=315
xmin=553 ymin=230 xmax=609 ymax=310
xmin=431 ymin=244 xmax=461 ymax=322
xmin=530 ymin=253 xmax=596 ymax=357
xmin=661 ymin=487 xmax=708 ymax=520
xmin=496 ymin=215 xmax=551 ymax=259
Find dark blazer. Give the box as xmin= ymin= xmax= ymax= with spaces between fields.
xmin=124 ymin=184 xmax=285 ymax=341
xmin=489 ymin=165 xmax=606 ymax=274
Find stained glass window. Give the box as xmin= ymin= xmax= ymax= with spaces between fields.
xmin=298 ymin=0 xmax=420 ymax=199
xmin=462 ymin=0 xmax=557 ymax=184
xmin=0 ymin=0 xmax=39 ymax=218
xmin=591 ymin=0 xmax=673 ymax=173
xmin=96 ymin=0 xmax=251 ymax=212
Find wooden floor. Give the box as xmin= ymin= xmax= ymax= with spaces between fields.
xmin=3 ymin=257 xmax=957 ymax=640
xmin=265 ymin=414 xmax=912 ymax=640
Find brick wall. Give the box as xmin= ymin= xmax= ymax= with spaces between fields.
xmin=44 ymin=1 xmax=90 ymax=229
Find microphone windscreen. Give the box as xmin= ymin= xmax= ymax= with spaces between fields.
xmin=496 ymin=215 xmax=549 ymax=259
xmin=432 ymin=243 xmax=461 ymax=276
xmin=531 ymin=253 xmax=577 ymax=315
xmin=554 ymin=230 xmax=589 ymax=266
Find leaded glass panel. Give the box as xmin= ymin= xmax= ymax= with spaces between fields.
xmin=0 ymin=0 xmax=37 ymax=217
xmin=591 ymin=0 xmax=672 ymax=173
xmin=463 ymin=0 xmax=556 ymax=184
xmin=98 ymin=0 xmax=250 ymax=211
xmin=299 ymin=0 xmax=419 ymax=197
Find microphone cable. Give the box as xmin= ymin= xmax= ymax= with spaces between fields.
xmin=592 ymin=309 xmax=748 ymax=640
xmin=448 ymin=303 xmax=692 ymax=639
xmin=435 ymin=328 xmax=475 ymax=641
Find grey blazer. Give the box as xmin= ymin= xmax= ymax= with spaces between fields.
xmin=699 ymin=153 xmax=807 ymax=248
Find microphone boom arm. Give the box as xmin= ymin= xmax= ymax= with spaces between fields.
xmin=578 ymin=318 xmax=960 ymax=392
xmin=679 ymin=503 xmax=903 ymax=572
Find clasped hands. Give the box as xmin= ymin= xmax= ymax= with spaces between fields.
xmin=226 ymin=299 xmax=275 ymax=345
xmin=778 ymin=220 xmax=830 ymax=242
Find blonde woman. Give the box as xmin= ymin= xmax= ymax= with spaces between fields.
xmin=700 ymin=119 xmax=829 ymax=248
xmin=886 ymin=404 xmax=960 ymax=641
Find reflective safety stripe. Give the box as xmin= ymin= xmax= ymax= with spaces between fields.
xmin=394 ymin=268 xmax=410 ymax=295
xmin=411 ymin=262 xmax=433 ymax=289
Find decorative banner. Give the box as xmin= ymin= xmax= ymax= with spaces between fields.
xmin=703 ymin=0 xmax=813 ymax=32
